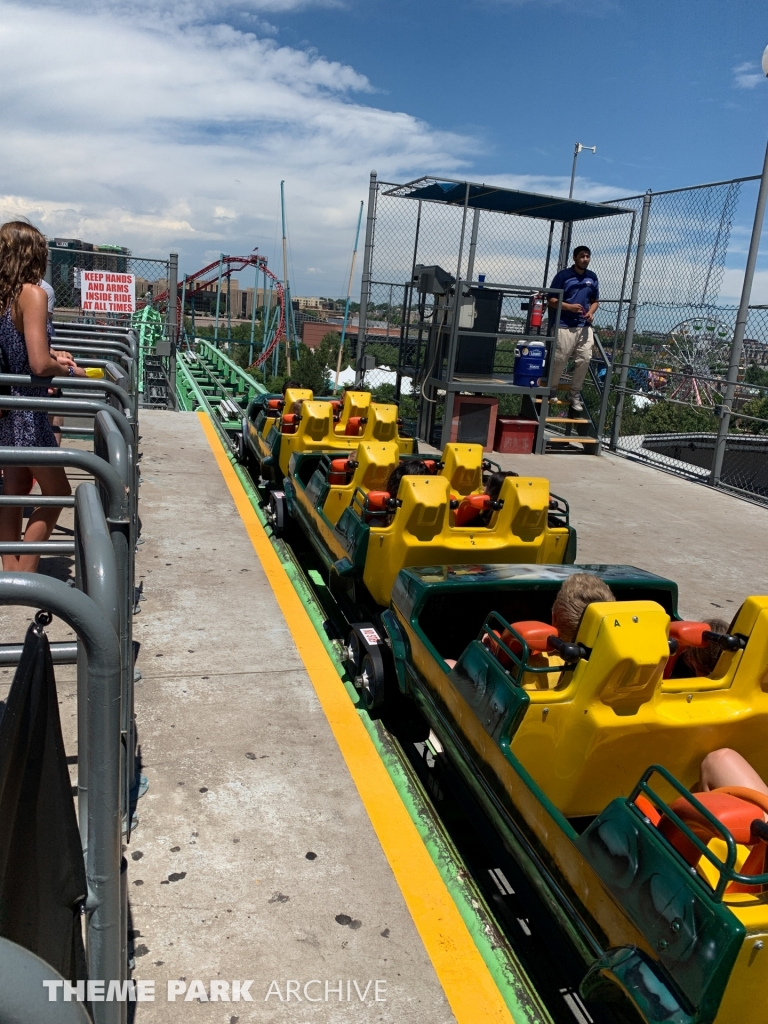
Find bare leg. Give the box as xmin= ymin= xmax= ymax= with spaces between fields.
xmin=0 ymin=467 xmax=34 ymax=570
xmin=9 ymin=465 xmax=71 ymax=573
xmin=49 ymin=413 xmax=63 ymax=445
xmin=699 ymin=748 xmax=768 ymax=796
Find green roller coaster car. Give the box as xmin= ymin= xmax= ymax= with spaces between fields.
xmin=368 ymin=563 xmax=768 ymax=1024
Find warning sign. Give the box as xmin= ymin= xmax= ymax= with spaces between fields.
xmin=80 ymin=271 xmax=135 ymax=314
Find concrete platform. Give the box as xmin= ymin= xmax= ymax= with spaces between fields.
xmin=127 ymin=412 xmax=457 ymax=1023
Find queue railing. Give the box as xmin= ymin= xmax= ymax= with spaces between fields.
xmin=0 ymin=334 xmax=140 ymax=1017
xmin=0 ymin=346 xmax=140 ymax=814
xmin=0 ymin=937 xmax=91 ymax=1024
xmin=0 ymin=565 xmax=123 ymax=1024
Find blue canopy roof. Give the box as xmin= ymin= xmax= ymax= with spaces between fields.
xmin=383 ymin=177 xmax=631 ymax=223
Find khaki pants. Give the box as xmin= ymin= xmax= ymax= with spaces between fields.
xmin=549 ymin=325 xmax=594 ymax=399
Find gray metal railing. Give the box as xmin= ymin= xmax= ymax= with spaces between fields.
xmin=0 ymin=373 xmax=133 ymax=418
xmin=0 ymin=331 xmax=141 ymax=1021
xmin=53 ymin=323 xmax=138 ymax=358
xmin=0 ymin=937 xmax=91 ymax=1023
xmin=0 ymin=572 xmax=122 ymax=1024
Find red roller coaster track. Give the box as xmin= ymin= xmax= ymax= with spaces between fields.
xmin=155 ymin=253 xmax=286 ymax=367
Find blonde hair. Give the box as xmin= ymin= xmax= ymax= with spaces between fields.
xmin=0 ymin=221 xmax=48 ymax=314
xmin=552 ymin=573 xmax=616 ymax=642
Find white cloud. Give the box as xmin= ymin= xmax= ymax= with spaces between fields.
xmin=733 ymin=61 xmax=765 ymax=90
xmin=720 ymin=267 xmax=768 ymax=305
xmin=0 ymin=0 xmax=471 ymax=295
xmin=0 ymin=0 xmax=639 ymax=300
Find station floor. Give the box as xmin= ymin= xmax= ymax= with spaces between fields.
xmin=126 ymin=411 xmax=461 ymax=1023
xmin=2 ymin=413 xmax=768 ymax=1023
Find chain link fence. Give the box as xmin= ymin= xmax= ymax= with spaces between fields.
xmin=47 ymin=245 xmax=170 ymax=327
xmin=596 ymin=180 xmax=768 ymax=503
xmin=358 ymin=172 xmax=768 ymax=504
xmin=357 ymin=179 xmax=636 ymax=418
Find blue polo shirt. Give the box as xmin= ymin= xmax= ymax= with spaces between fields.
xmin=550 ymin=266 xmax=599 ymax=328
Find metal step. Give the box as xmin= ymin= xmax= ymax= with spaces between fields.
xmin=546 ymin=436 xmax=599 ymax=445
xmin=545 ymin=417 xmax=589 ymax=425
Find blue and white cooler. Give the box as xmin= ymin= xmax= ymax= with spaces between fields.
xmin=512 ymin=340 xmax=546 ymax=388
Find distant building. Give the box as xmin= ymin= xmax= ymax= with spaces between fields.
xmin=744 ymin=339 xmax=768 ymax=367
xmin=48 ymin=238 xmax=131 ymax=308
xmin=301 ymin=318 xmax=399 ymax=350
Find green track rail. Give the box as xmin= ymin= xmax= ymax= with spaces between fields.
xmin=178 ymin=346 xmax=552 ymax=1024
xmin=176 ymin=338 xmax=266 ymax=428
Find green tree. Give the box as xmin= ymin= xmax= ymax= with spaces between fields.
xmin=620 ymin=399 xmax=718 ymax=436
xmin=737 ymin=395 xmax=768 ymax=434
xmin=745 ymin=364 xmax=768 ymax=388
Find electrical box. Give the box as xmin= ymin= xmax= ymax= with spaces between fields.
xmin=455 ymin=288 xmax=503 ymax=376
xmin=447 ymin=294 xmax=476 ymax=329
xmin=412 ymin=264 xmax=455 ymax=296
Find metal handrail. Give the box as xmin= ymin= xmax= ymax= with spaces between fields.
xmin=93 ymin=411 xmax=135 ymax=831
xmin=0 ymin=641 xmax=77 ymax=664
xmin=0 ymin=374 xmax=133 ymax=417
xmin=0 ymin=447 xmax=127 ymax=520
xmin=0 ymin=937 xmax=91 ymax=1023
xmin=0 ymin=540 xmax=74 ymax=555
xmin=55 ymin=336 xmax=136 ymax=363
xmin=0 ymin=395 xmax=133 ymax=449
xmin=54 ymin=336 xmax=134 ymax=355
xmin=74 ymin=484 xmax=120 ymax=878
xmin=53 ymin=323 xmax=137 ymax=354
xmin=0 ymin=573 xmax=121 ymax=1024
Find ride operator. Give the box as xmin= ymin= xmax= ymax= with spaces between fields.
xmin=547 ymin=245 xmax=599 ymax=414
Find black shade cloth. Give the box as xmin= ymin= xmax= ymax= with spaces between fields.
xmin=0 ymin=622 xmax=86 ymax=982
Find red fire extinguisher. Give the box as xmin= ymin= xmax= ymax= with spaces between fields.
xmin=530 ymin=294 xmax=544 ymax=329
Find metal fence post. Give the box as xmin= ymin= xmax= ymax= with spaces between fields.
xmin=168 ymin=253 xmax=178 ymax=410
xmin=710 ymin=138 xmax=768 ymax=486
xmin=595 ymin=208 xmax=636 ymax=450
xmin=94 ymin=412 xmax=134 ymax=829
xmin=440 ymin=182 xmax=472 ymax=449
xmin=610 ymin=191 xmax=652 ymax=448
xmin=355 ymin=171 xmax=378 ymax=385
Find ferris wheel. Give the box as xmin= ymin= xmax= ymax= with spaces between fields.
xmin=658 ymin=316 xmax=739 ymax=405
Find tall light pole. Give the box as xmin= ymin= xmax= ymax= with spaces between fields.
xmin=569 ymin=142 xmax=597 ymax=198
xmin=559 ymin=142 xmax=597 ymax=269
xmin=710 ymin=46 xmax=768 ymax=485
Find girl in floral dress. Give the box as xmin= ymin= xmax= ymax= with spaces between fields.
xmin=0 ymin=221 xmax=86 ymax=571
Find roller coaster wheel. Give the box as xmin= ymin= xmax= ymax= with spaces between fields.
xmin=344 ymin=629 xmax=363 ymax=673
xmin=268 ymin=491 xmax=286 ymax=537
xmin=236 ymin=431 xmax=246 ymax=464
xmin=358 ymin=650 xmax=387 ymax=713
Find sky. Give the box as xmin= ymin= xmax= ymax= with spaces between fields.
xmin=0 ymin=0 xmax=767 ymax=300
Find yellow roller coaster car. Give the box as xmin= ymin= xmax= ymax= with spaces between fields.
xmin=240 ymin=388 xmax=414 ymax=482
xmin=284 ymin=441 xmax=576 ymax=609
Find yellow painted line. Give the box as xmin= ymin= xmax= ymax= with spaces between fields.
xmin=197 ymin=411 xmax=514 ymax=1024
